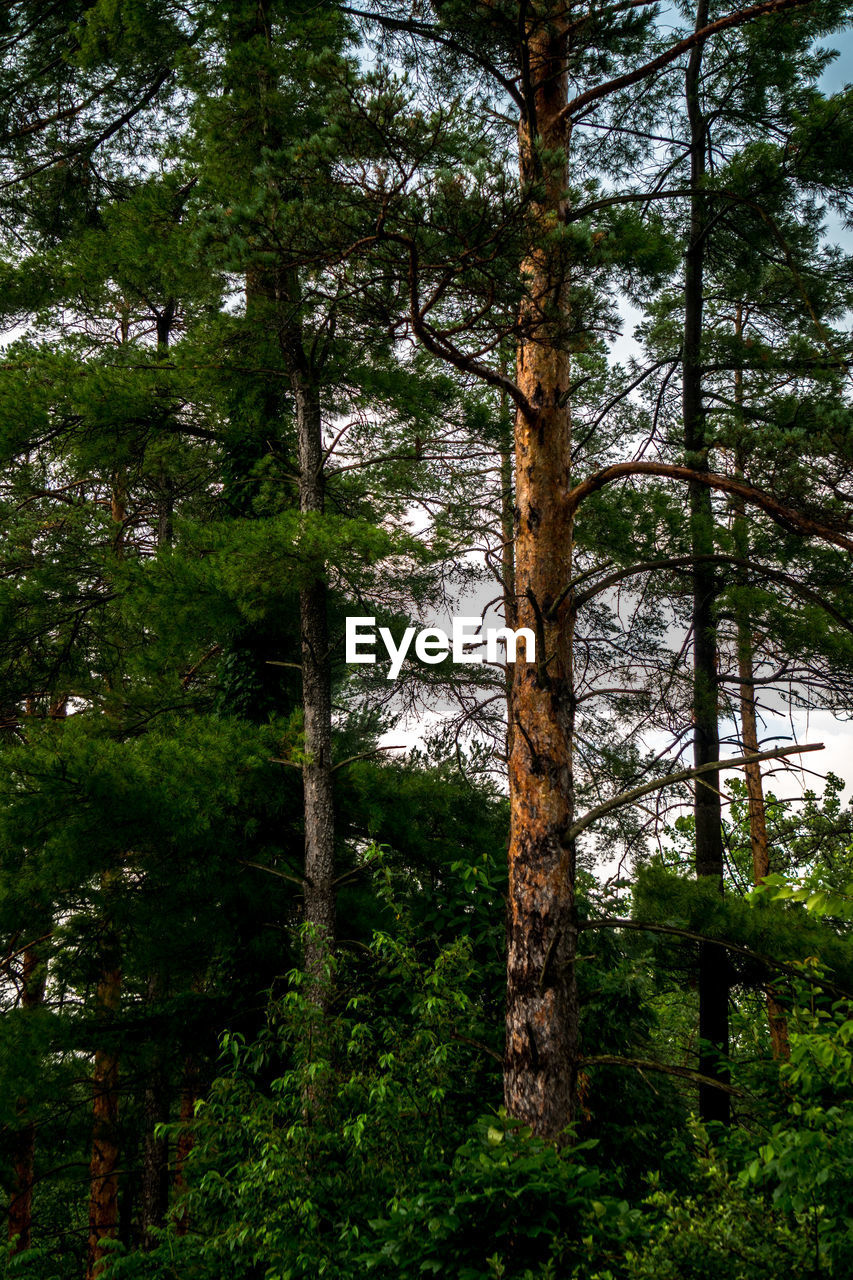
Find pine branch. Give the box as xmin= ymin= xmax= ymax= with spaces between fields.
xmin=581 ymin=919 xmax=850 ymax=998
xmin=567 ymin=461 xmax=853 ymax=552
xmin=560 ymin=0 xmax=819 ymax=123
xmin=566 ymin=742 xmax=824 ymax=842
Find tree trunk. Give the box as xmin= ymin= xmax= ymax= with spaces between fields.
xmin=504 ymin=15 xmax=579 ymax=1141
xmin=736 ymin=611 xmax=791 ymax=1059
xmin=8 ymin=946 xmax=47 ymax=1252
xmin=732 ymin=310 xmax=789 ymax=1060
xmin=86 ymin=934 xmax=122 ymax=1280
xmin=156 ymin=300 xmax=176 ymax=548
xmin=500 ymin=383 xmax=516 ymax=763
xmin=86 ymin=468 xmax=126 ymax=1278
xmin=281 ymin=298 xmax=335 ymax=1008
xmin=240 ymin=2 xmax=335 ymax=1000
xmin=173 ymin=1056 xmax=198 ymax=1237
xmin=140 ymin=1083 xmax=169 ymax=1249
xmin=684 ymin=0 xmax=730 ymax=1125
xmin=249 ymin=261 xmax=336 ymax=1009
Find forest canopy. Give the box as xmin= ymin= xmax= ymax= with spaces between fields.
xmin=1 ymin=1 xmax=853 ymax=1277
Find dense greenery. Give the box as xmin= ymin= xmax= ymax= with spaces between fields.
xmin=1 ymin=1 xmax=852 ymax=1277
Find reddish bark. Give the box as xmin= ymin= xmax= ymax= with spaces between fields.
xmin=504 ymin=13 xmax=579 ymax=1141
xmin=500 ymin=391 xmax=517 ymax=765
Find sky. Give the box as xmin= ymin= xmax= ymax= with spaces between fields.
xmin=378 ymin=21 xmax=853 ymax=856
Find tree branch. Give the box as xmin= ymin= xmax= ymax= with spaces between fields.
xmin=386 ymin=231 xmax=535 ymax=420
xmin=560 ymin=0 xmax=818 ymax=122
xmin=566 ymin=742 xmax=824 ymax=842
xmin=567 ymin=461 xmax=853 ymax=552
xmin=581 ymin=918 xmax=850 ymax=997
xmin=579 ymin=1054 xmax=745 ymax=1096
xmin=548 ymin=552 xmax=853 ymax=636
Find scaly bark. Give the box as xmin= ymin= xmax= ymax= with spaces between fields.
xmin=683 ymin=0 xmax=730 ymax=1125
xmin=504 ymin=12 xmax=578 ymax=1141
xmin=499 ymin=382 xmax=516 ymax=763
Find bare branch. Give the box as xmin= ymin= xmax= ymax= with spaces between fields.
xmin=567 ymin=461 xmax=853 ymax=553
xmin=579 ymin=1055 xmax=745 ymax=1097
xmin=566 ymin=742 xmax=824 ymax=842
xmin=560 ymin=0 xmax=819 ymax=123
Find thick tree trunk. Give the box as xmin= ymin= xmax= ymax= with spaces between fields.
xmin=8 ymin=946 xmax=47 ymax=1252
xmin=500 ymin=384 xmax=516 ymax=763
xmin=86 ymin=936 xmax=122 ymax=1280
xmin=684 ymin=0 xmax=730 ymax=1125
xmin=504 ymin=16 xmax=578 ymax=1141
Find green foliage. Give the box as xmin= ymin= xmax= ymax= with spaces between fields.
xmin=1 ymin=0 xmax=853 ymax=1275
xmin=742 ymin=996 xmax=853 ymax=1271
xmin=108 ymin=927 xmax=638 ymax=1280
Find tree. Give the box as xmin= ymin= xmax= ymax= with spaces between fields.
xmin=346 ymin=0 xmax=853 ymax=1140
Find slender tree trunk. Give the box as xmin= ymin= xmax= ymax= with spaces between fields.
xmin=731 ymin=308 xmax=789 ymax=1059
xmin=86 ymin=928 xmax=122 ymax=1280
xmin=504 ymin=15 xmax=578 ymax=1141
xmin=173 ymin=1056 xmax=198 ymax=1236
xmin=293 ymin=364 xmax=335 ymax=1006
xmin=139 ymin=1078 xmax=169 ymax=1249
xmin=8 ymin=947 xmax=47 ymax=1252
xmin=237 ymin=5 xmax=334 ymax=984
xmin=86 ymin=470 xmax=126 ymax=1278
xmin=682 ymin=0 xmax=730 ymax=1125
xmin=736 ymin=612 xmax=791 ymax=1059
xmin=138 ymin=312 xmax=178 ymax=1248
xmin=139 ymin=975 xmax=170 ymax=1250
xmin=156 ymin=301 xmax=176 ymax=547
xmin=248 ymin=260 xmax=336 ymax=1008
